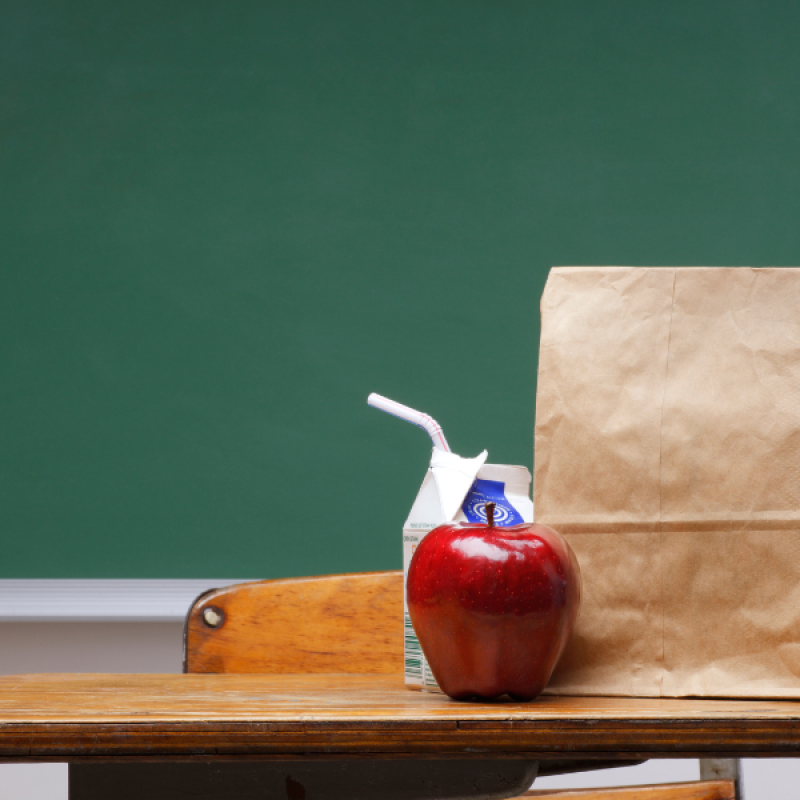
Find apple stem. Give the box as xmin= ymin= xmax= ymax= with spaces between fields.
xmin=485 ymin=502 xmax=496 ymax=528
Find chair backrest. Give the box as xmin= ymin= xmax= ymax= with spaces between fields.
xmin=184 ymin=571 xmax=403 ymax=674
xmin=523 ymin=779 xmax=735 ymax=800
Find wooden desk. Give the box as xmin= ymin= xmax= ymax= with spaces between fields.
xmin=1 ymin=673 xmax=798 ymax=799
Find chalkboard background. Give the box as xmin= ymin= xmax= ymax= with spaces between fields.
xmin=3 ymin=1 xmax=800 ymax=577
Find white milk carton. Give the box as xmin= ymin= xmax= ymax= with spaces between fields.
xmin=402 ymin=448 xmax=534 ymax=691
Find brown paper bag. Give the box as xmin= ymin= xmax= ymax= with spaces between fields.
xmin=536 ymin=267 xmax=800 ymax=698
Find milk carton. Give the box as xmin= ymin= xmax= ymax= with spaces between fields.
xmin=402 ymin=449 xmax=533 ymax=691
xmin=367 ymin=393 xmax=533 ymax=692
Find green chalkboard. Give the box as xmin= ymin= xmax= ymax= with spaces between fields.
xmin=3 ymin=1 xmax=800 ymax=577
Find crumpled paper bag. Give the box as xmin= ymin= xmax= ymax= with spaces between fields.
xmin=536 ymin=267 xmax=800 ymax=698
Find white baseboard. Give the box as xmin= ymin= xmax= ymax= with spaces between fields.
xmin=0 ymin=580 xmax=253 ymax=622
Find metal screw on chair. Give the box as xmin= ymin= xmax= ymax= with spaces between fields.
xmin=202 ymin=606 xmax=225 ymax=628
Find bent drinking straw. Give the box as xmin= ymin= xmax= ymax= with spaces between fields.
xmin=367 ymin=393 xmax=451 ymax=452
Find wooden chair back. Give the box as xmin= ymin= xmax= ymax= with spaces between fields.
xmin=184 ymin=571 xmax=403 ymax=674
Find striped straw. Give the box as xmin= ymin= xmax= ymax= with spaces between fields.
xmin=367 ymin=393 xmax=451 ymax=452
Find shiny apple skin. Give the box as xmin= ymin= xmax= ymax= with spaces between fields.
xmin=407 ymin=522 xmax=580 ymax=701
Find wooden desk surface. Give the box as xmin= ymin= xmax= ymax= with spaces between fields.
xmin=1 ymin=673 xmax=799 ymax=760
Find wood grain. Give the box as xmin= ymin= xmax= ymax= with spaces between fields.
xmin=524 ymin=781 xmax=735 ymax=799
xmin=184 ymin=572 xmax=403 ymax=674
xmin=0 ymin=673 xmax=799 ymax=759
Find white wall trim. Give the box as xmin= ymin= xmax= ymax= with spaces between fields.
xmin=0 ymin=580 xmax=252 ymax=622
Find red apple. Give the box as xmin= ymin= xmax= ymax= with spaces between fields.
xmin=406 ymin=503 xmax=580 ymax=701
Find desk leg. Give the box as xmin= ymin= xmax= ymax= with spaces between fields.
xmin=69 ymin=758 xmax=540 ymax=800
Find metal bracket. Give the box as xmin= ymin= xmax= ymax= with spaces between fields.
xmin=700 ymin=758 xmax=743 ymax=800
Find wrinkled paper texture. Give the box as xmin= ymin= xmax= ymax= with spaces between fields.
xmin=536 ymin=267 xmax=800 ymax=697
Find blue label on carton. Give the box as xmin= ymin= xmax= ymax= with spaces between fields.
xmin=461 ymin=479 xmax=524 ymax=526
